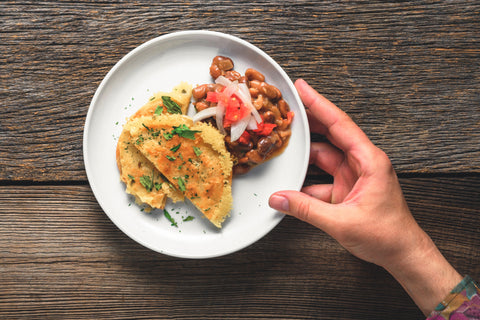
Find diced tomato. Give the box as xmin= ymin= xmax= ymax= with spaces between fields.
xmin=286 ymin=111 xmax=294 ymax=125
xmin=238 ymin=131 xmax=251 ymax=145
xmin=253 ymin=121 xmax=277 ymax=136
xmin=223 ymin=95 xmax=250 ymax=128
xmin=205 ymin=91 xmax=219 ymax=103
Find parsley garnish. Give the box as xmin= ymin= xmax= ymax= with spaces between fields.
xmin=170 ymin=144 xmax=181 ymax=152
xmin=163 ymin=132 xmax=173 ymax=140
xmin=163 ymin=209 xmax=178 ymax=227
xmin=162 ymin=96 xmax=182 ymax=114
xmin=166 ymin=155 xmax=176 ymax=161
xmin=174 ymin=176 xmax=186 ymax=192
xmin=154 ymin=105 xmax=163 ymax=115
xmin=193 ymin=146 xmax=202 ymax=156
xmin=142 ymin=123 xmax=161 ymax=137
xmin=155 ymin=182 xmax=162 ymax=191
xmin=171 ymin=124 xmax=200 ymax=140
xmin=139 ymin=175 xmax=153 ymax=192
xmin=128 ymin=174 xmax=135 ymax=182
xmin=183 ymin=216 xmax=195 ymax=222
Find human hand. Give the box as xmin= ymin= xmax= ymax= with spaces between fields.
xmin=269 ymin=79 xmax=462 ymax=315
xmin=269 ymin=78 xmax=423 ymax=268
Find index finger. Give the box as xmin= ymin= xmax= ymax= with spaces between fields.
xmin=295 ymin=79 xmax=374 ymax=155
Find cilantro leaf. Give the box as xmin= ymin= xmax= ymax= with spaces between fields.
xmin=193 ymin=146 xmax=202 ymax=156
xmin=154 ymin=105 xmax=163 ymax=115
xmin=172 ymin=124 xmax=201 ymax=140
xmin=170 ymin=144 xmax=181 ymax=152
xmin=174 ymin=176 xmax=186 ymax=192
xmin=162 ymin=96 xmax=182 ymax=114
xmin=139 ymin=175 xmax=153 ymax=192
xmin=163 ymin=209 xmax=178 ymax=227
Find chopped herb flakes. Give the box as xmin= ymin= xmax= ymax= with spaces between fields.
xmin=139 ymin=175 xmax=153 ymax=192
xmin=170 ymin=144 xmax=181 ymax=152
xmin=163 ymin=209 xmax=178 ymax=227
xmin=174 ymin=176 xmax=186 ymax=192
xmin=183 ymin=216 xmax=195 ymax=222
xmin=163 ymin=132 xmax=173 ymax=140
xmin=171 ymin=124 xmax=200 ymax=140
xmin=142 ymin=123 xmax=161 ymax=137
xmin=154 ymin=105 xmax=163 ymax=115
xmin=193 ymin=146 xmax=202 ymax=156
xmin=161 ymin=96 xmax=182 ymax=114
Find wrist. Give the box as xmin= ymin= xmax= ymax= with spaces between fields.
xmin=384 ymin=230 xmax=462 ymax=315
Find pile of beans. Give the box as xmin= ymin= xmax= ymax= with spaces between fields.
xmin=193 ymin=56 xmax=293 ymax=175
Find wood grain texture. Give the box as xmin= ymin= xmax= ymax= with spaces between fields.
xmin=1 ymin=1 xmax=479 ymax=181
xmin=1 ymin=176 xmax=479 ymax=319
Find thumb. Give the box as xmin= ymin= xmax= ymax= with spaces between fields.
xmin=269 ymin=190 xmax=336 ymax=231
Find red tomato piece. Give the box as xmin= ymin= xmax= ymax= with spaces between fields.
xmin=238 ymin=131 xmax=251 ymax=145
xmin=253 ymin=122 xmax=277 ymax=136
xmin=286 ymin=111 xmax=294 ymax=125
xmin=223 ymin=95 xmax=250 ymax=128
xmin=206 ymin=91 xmax=219 ymax=103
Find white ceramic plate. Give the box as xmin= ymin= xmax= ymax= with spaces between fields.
xmin=83 ymin=30 xmax=310 ymax=259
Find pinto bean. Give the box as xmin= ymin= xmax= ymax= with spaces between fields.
xmin=192 ymin=84 xmax=208 ymax=100
xmin=237 ymin=156 xmax=249 ymax=164
xmin=210 ymin=64 xmax=222 ymax=79
xmin=271 ymin=85 xmax=282 ymax=101
xmin=276 ymin=119 xmax=290 ymax=130
xmin=213 ymin=56 xmax=234 ymax=71
xmin=253 ymin=95 xmax=264 ymax=110
xmin=249 ymin=87 xmax=259 ymax=98
xmin=249 ymin=80 xmax=262 ymax=90
xmin=195 ymin=101 xmax=209 ymax=112
xmin=278 ymin=99 xmax=290 ymax=117
xmin=245 ymin=68 xmax=265 ymax=82
xmin=263 ymin=111 xmax=276 ymax=123
xmin=257 ymin=136 xmax=276 ymax=157
xmin=278 ymin=129 xmax=292 ymax=141
xmin=270 ymin=105 xmax=282 ymax=120
xmin=259 ymin=82 xmax=278 ymax=100
xmin=225 ymin=70 xmax=242 ymax=81
xmin=246 ymin=150 xmax=264 ymax=164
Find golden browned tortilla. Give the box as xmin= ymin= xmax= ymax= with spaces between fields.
xmin=124 ymin=114 xmax=233 ymax=228
xmin=116 ymin=82 xmax=192 ymax=211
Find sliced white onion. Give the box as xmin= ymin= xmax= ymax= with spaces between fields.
xmin=230 ymin=114 xmax=251 ymax=142
xmin=216 ymin=101 xmax=226 ymax=134
xmin=223 ymin=82 xmax=238 ymax=98
xmin=192 ymin=107 xmax=218 ymax=123
xmin=237 ymin=83 xmax=262 ymax=124
xmin=246 ymin=116 xmax=258 ymax=130
xmin=215 ymin=75 xmax=232 ymax=87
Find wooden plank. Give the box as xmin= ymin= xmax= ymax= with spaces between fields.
xmin=0 ymin=176 xmax=478 ymax=319
xmin=1 ymin=1 xmax=479 ymax=181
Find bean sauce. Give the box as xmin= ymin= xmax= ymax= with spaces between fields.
xmin=193 ymin=56 xmax=293 ymax=175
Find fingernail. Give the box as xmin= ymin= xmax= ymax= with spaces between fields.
xmin=269 ymin=194 xmax=289 ymax=212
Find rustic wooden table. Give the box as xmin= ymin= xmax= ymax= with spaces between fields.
xmin=1 ymin=1 xmax=479 ymax=319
